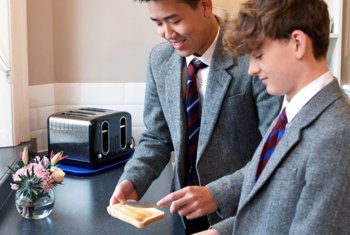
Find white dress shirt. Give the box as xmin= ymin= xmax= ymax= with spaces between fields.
xmin=282 ymin=71 xmax=334 ymax=125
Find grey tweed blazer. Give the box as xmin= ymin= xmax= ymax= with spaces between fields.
xmin=119 ymin=25 xmax=281 ymax=225
xmin=208 ymin=80 xmax=350 ymax=234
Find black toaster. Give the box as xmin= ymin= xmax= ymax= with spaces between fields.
xmin=47 ymin=107 xmax=134 ymax=169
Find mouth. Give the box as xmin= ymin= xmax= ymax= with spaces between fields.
xmin=259 ymin=77 xmax=268 ymax=85
xmin=170 ymin=39 xmax=186 ymax=50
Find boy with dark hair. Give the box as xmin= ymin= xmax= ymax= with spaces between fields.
xmin=109 ymin=0 xmax=280 ymax=233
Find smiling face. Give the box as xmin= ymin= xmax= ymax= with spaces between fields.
xmin=147 ymin=0 xmax=218 ymax=57
xmin=248 ymin=38 xmax=301 ymax=99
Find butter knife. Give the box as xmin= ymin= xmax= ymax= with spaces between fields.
xmin=125 ymin=200 xmax=169 ymax=209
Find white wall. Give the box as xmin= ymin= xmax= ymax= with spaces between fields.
xmin=28 ymin=0 xmax=242 ymax=85
xmin=27 ymin=0 xmax=162 ymax=85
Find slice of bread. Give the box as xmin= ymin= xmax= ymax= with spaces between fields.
xmin=107 ymin=204 xmax=165 ymax=228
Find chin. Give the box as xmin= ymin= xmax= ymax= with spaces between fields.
xmin=173 ymin=46 xmax=193 ymax=57
xmin=176 ymin=50 xmax=192 ymax=57
xmin=266 ymin=87 xmax=282 ymax=96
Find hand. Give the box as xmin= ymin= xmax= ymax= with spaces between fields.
xmin=157 ymin=186 xmax=218 ymax=219
xmin=109 ymin=180 xmax=138 ymax=206
xmin=192 ymin=229 xmax=219 ymax=235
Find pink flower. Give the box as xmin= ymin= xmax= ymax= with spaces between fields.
xmin=41 ymin=156 xmax=50 ymax=168
xmin=12 ymin=163 xmax=53 ymax=190
xmin=10 ymin=183 xmax=18 ymax=190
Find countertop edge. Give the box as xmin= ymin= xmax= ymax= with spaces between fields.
xmin=0 ymin=139 xmax=37 ymax=211
xmin=0 ymin=173 xmax=13 ymax=210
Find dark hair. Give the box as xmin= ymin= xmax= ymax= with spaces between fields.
xmin=134 ymin=0 xmax=200 ymax=9
xmin=224 ymin=0 xmax=330 ymax=59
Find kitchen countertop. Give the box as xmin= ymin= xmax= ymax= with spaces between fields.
xmin=0 ymin=162 xmax=185 ymax=235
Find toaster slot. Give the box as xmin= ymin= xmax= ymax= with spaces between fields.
xmin=62 ymin=112 xmax=87 ymax=117
xmin=101 ymin=121 xmax=110 ymax=155
xmin=120 ymin=117 xmax=127 ymax=149
xmin=80 ymin=107 xmax=109 ymax=113
xmin=68 ymin=110 xmax=96 ymax=115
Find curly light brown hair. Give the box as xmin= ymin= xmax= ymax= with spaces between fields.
xmin=224 ymin=0 xmax=330 ymax=59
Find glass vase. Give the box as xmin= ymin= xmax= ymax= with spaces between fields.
xmin=15 ymin=189 xmax=55 ymax=219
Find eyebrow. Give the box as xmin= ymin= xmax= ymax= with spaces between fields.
xmin=150 ymin=14 xmax=179 ymax=22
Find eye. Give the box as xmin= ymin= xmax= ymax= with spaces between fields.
xmin=155 ymin=21 xmax=163 ymax=27
xmin=172 ymin=19 xmax=181 ymax=25
xmin=151 ymin=19 xmax=163 ymax=27
xmin=255 ymin=53 xmax=263 ymax=59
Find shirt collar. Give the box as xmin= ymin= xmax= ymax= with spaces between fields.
xmin=282 ymin=71 xmax=334 ymax=123
xmin=186 ymin=26 xmax=220 ymax=67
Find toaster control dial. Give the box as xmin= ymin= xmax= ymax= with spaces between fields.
xmin=97 ymin=153 xmax=102 ymax=159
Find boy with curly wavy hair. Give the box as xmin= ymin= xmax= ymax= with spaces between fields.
xmin=195 ymin=0 xmax=350 ymax=234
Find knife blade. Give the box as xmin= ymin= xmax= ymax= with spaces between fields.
xmin=124 ymin=200 xmax=170 ymax=209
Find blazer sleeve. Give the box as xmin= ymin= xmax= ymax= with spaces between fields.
xmin=206 ymin=162 xmax=249 ymax=218
xmin=118 ymin=48 xmax=174 ymax=198
xmin=210 ymin=216 xmax=235 ymax=235
xmin=251 ymin=75 xmax=282 ymax=135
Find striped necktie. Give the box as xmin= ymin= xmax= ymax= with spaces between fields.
xmin=185 ymin=59 xmax=207 ymax=185
xmin=255 ymin=107 xmax=288 ymax=181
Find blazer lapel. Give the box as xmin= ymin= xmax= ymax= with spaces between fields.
xmin=164 ymin=52 xmax=187 ymax=153
xmin=241 ymin=80 xmax=343 ymax=207
xmin=197 ymin=31 xmax=236 ymax=160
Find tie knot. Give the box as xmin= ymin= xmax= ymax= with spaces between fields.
xmin=190 ymin=59 xmax=207 ymax=73
xmin=279 ymin=107 xmax=288 ymax=124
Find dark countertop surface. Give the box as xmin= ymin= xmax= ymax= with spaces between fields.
xmin=0 ymin=162 xmax=185 ymax=235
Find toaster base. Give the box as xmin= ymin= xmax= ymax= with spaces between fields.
xmin=58 ymin=157 xmax=131 ymax=176
xmin=60 ymin=149 xmax=134 ymax=169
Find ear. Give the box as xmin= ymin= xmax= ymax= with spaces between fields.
xmin=290 ymin=30 xmax=307 ymax=60
xmin=201 ymin=0 xmax=213 ymax=17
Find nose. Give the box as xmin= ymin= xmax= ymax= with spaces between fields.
xmin=161 ymin=23 xmax=176 ymax=40
xmin=248 ymin=58 xmax=260 ymax=76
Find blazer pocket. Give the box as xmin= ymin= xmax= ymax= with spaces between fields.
xmin=273 ymin=167 xmax=299 ymax=181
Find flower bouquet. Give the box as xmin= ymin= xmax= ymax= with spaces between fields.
xmin=8 ymin=146 xmax=67 ymax=219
